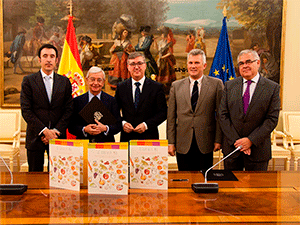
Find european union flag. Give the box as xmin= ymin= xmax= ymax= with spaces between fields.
xmin=209 ymin=17 xmax=236 ymax=83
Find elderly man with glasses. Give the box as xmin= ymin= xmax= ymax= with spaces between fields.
xmin=219 ymin=49 xmax=280 ymax=171
xmin=69 ymin=66 xmax=122 ymax=142
xmin=115 ymin=52 xmax=167 ymax=142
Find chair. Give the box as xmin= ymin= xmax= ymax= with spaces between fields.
xmin=282 ymin=111 xmax=300 ymax=171
xmin=213 ymin=150 xmax=223 ymax=169
xmin=0 ymin=110 xmax=21 ymax=172
xmin=270 ymin=129 xmax=291 ymax=171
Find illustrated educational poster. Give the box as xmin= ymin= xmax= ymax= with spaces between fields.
xmin=88 ymin=143 xmax=128 ymax=195
xmin=130 ymin=140 xmax=168 ymax=190
xmin=49 ymin=140 xmax=83 ymax=191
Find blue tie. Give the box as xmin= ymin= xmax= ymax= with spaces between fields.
xmin=134 ymin=82 xmax=141 ymax=109
xmin=44 ymin=76 xmax=52 ymax=102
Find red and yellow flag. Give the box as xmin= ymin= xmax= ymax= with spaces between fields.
xmin=58 ymin=16 xmax=85 ymax=97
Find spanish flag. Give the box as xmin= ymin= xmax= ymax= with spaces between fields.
xmin=58 ymin=16 xmax=85 ymax=139
xmin=58 ymin=16 xmax=85 ymax=97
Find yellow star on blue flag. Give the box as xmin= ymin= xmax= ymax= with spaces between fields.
xmin=209 ymin=17 xmax=236 ymax=83
xmin=213 ymin=69 xmax=219 ymax=76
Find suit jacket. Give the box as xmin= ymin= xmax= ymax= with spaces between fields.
xmin=20 ymin=71 xmax=73 ymax=151
xmin=219 ymin=75 xmax=280 ymax=162
xmin=115 ymin=77 xmax=167 ymax=142
xmin=167 ymin=75 xmax=224 ymax=154
xmin=68 ymin=91 xmax=122 ymax=142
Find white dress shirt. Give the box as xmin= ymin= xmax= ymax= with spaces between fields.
xmin=189 ymin=75 xmax=203 ymax=97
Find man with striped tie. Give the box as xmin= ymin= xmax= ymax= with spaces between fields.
xmin=167 ymin=49 xmax=224 ymax=171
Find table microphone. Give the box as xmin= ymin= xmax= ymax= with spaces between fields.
xmin=192 ymin=146 xmax=242 ymax=193
xmin=0 ymin=155 xmax=27 ymax=195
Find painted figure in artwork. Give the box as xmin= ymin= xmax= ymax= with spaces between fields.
xmin=108 ymin=29 xmax=134 ymax=89
xmin=79 ymin=35 xmax=103 ymax=70
xmin=49 ymin=28 xmax=63 ymax=64
xmin=30 ymin=16 xmax=48 ymax=56
xmin=185 ymin=29 xmax=195 ymax=53
xmin=194 ymin=27 xmax=206 ymax=55
xmin=155 ymin=26 xmax=177 ymax=96
xmin=135 ymin=26 xmax=158 ymax=78
xmin=8 ymin=27 xmax=27 ymax=74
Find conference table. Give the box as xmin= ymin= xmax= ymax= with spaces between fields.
xmin=0 ymin=171 xmax=299 ymax=224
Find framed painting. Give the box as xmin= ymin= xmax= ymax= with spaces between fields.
xmin=0 ymin=0 xmax=286 ymax=107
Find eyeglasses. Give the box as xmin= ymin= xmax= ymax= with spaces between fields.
xmin=238 ymin=59 xmax=257 ymax=67
xmin=89 ymin=78 xmax=104 ymax=83
xmin=128 ymin=61 xmax=145 ymax=67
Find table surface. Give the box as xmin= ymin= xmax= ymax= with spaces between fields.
xmin=0 ymin=171 xmax=299 ymax=224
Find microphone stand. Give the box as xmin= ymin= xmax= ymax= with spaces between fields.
xmin=192 ymin=146 xmax=242 ymax=193
xmin=0 ymin=155 xmax=27 ymax=195
xmin=204 ymin=146 xmax=242 ymax=183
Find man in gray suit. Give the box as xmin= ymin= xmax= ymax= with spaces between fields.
xmin=167 ymin=49 xmax=224 ymax=171
xmin=219 ymin=49 xmax=280 ymax=171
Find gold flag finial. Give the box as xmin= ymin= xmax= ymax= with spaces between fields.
xmin=67 ymin=0 xmax=73 ymax=17
xmin=223 ymin=6 xmax=227 ymax=17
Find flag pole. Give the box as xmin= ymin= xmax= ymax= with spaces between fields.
xmin=69 ymin=0 xmax=73 ymax=17
xmin=223 ymin=6 xmax=227 ymax=17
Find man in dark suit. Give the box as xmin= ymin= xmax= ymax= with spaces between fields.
xmin=167 ymin=49 xmax=224 ymax=171
xmin=115 ymin=52 xmax=167 ymax=142
xmin=21 ymin=44 xmax=73 ymax=172
xmin=219 ymin=49 xmax=280 ymax=171
xmin=68 ymin=66 xmax=122 ymax=142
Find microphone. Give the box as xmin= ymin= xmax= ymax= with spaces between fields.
xmin=0 ymin=155 xmax=27 ymax=195
xmin=192 ymin=146 xmax=242 ymax=193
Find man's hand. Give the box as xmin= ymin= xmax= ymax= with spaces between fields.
xmin=123 ymin=122 xmax=134 ymax=133
xmin=43 ymin=128 xmax=59 ymax=141
xmin=84 ymin=125 xmax=100 ymax=136
xmin=168 ymin=145 xmax=176 ymax=156
xmin=242 ymin=148 xmax=251 ymax=155
xmin=234 ymin=137 xmax=252 ymax=152
xmin=95 ymin=120 xmax=108 ymax=133
xmin=41 ymin=136 xmax=49 ymax=145
xmin=133 ymin=123 xmax=146 ymax=134
xmin=213 ymin=143 xmax=221 ymax=152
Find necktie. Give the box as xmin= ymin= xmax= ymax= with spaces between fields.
xmin=134 ymin=82 xmax=141 ymax=109
xmin=243 ymin=80 xmax=252 ymax=114
xmin=44 ymin=76 xmax=52 ymax=102
xmin=191 ymin=80 xmax=198 ymax=111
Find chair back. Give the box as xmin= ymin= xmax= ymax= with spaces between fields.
xmin=283 ymin=111 xmax=300 ymax=142
xmin=0 ymin=110 xmax=21 ymax=144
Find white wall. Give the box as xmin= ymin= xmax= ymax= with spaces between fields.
xmin=282 ymin=0 xmax=300 ymax=111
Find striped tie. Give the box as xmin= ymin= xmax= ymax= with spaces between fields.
xmin=134 ymin=82 xmax=141 ymax=109
xmin=191 ymin=80 xmax=198 ymax=111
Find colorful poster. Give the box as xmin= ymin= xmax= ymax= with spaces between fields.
xmin=130 ymin=140 xmax=168 ymax=190
xmin=49 ymin=140 xmax=83 ymax=191
xmin=88 ymin=143 xmax=128 ymax=195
